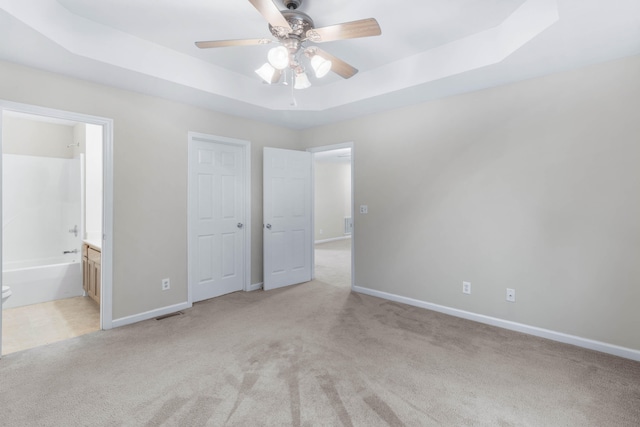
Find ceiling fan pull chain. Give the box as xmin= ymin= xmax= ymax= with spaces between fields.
xmin=290 ymin=71 xmax=297 ymax=107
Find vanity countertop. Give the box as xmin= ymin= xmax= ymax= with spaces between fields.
xmin=83 ymin=239 xmax=102 ymax=251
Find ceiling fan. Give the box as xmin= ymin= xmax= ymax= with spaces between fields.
xmin=195 ymin=0 xmax=382 ymax=89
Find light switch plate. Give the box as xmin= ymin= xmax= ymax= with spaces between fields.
xmin=360 ymin=205 xmax=368 ymax=214
xmin=463 ymin=281 xmax=471 ymax=294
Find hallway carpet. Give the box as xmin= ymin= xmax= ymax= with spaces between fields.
xmin=314 ymin=238 xmax=352 ymax=288
xmin=0 ymin=277 xmax=638 ymax=425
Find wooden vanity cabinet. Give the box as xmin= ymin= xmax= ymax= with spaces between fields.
xmin=82 ymin=245 xmax=88 ymax=293
xmin=82 ymin=243 xmax=101 ymax=305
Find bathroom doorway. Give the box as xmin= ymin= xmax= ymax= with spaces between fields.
xmin=0 ymin=102 xmax=114 ymax=356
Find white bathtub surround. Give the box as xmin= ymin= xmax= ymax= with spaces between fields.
xmin=2 ymin=260 xmax=82 ymax=309
xmin=2 ymin=154 xmax=83 ymax=309
xmin=2 ymin=154 xmax=82 ymax=263
xmin=1 ymin=286 xmax=11 ymax=304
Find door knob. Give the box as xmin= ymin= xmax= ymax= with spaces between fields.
xmin=265 ymin=224 xmax=272 ymax=229
xmin=237 ymin=223 xmax=244 ymax=229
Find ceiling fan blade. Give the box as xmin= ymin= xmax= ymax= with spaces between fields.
xmin=248 ymin=0 xmax=292 ymax=32
xmin=314 ymin=48 xmax=358 ymax=79
xmin=307 ymin=18 xmax=381 ymax=43
xmin=195 ymin=39 xmax=272 ymax=49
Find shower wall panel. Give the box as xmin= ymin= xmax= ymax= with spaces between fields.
xmin=2 ymin=154 xmax=81 ymax=265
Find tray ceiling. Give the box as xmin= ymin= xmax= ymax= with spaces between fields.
xmin=0 ymin=0 xmax=639 ymax=129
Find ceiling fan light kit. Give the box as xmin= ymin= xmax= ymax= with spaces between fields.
xmin=310 ymin=54 xmax=332 ymax=78
xmin=255 ymin=63 xmax=282 ymax=84
xmin=267 ymin=45 xmax=290 ymax=70
xmin=294 ymin=71 xmax=312 ymax=90
xmin=196 ymin=0 xmax=381 ymax=89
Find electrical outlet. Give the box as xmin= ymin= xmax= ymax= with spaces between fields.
xmin=506 ymin=288 xmax=515 ymax=302
xmin=319 ymin=229 xmax=323 ymax=235
xmin=462 ymin=281 xmax=471 ymax=294
xmin=162 ymin=278 xmax=170 ymax=291
xmin=360 ymin=205 xmax=368 ymax=214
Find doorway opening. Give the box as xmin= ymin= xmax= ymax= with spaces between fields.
xmin=310 ymin=144 xmax=354 ymax=289
xmin=0 ymin=102 xmax=113 ymax=356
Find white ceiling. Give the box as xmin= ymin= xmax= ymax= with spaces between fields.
xmin=0 ymin=0 xmax=639 ymax=129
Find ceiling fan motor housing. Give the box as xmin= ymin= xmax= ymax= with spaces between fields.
xmin=283 ymin=0 xmax=302 ymax=10
xmin=269 ymin=10 xmax=314 ymax=39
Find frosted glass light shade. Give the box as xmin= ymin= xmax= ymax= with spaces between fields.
xmin=311 ymin=55 xmax=332 ymax=78
xmin=294 ymin=71 xmax=311 ymax=89
xmin=255 ymin=63 xmax=281 ymax=84
xmin=267 ymin=46 xmax=289 ymax=70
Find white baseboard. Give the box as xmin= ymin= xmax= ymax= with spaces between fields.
xmin=112 ymin=284 xmax=264 ymax=328
xmin=315 ymin=235 xmax=352 ymax=244
xmin=247 ymin=282 xmax=263 ymax=292
xmin=111 ymin=301 xmax=192 ymax=328
xmin=353 ymin=286 xmax=640 ymax=362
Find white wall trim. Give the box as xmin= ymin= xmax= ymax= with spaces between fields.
xmin=353 ymin=286 xmax=640 ymax=362
xmin=248 ymin=282 xmax=263 ymax=292
xmin=112 ymin=302 xmax=192 ymax=328
xmin=0 ymin=109 xmax=4 ymax=357
xmin=101 ymin=115 xmax=114 ymax=330
xmin=314 ymin=236 xmax=352 ymax=244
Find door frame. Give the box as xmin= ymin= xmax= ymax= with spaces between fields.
xmin=0 ymin=100 xmax=115 ymax=356
xmin=187 ymin=132 xmax=251 ymax=304
xmin=307 ymin=142 xmax=355 ymax=289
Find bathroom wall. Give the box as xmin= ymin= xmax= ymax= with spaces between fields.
xmin=72 ymin=122 xmax=102 ymax=243
xmin=84 ymin=124 xmax=103 ymax=242
xmin=2 ymin=115 xmax=74 ymax=158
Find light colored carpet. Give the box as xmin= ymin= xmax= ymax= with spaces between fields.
xmin=315 ymin=238 xmax=352 ymax=288
xmin=1 ymin=248 xmax=639 ymax=426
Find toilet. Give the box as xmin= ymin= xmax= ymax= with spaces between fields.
xmin=1 ymin=285 xmax=11 ymax=305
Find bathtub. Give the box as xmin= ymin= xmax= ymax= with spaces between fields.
xmin=2 ymin=256 xmax=83 ymax=309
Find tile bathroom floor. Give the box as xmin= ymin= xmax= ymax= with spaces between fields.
xmin=2 ymin=296 xmax=100 ymax=355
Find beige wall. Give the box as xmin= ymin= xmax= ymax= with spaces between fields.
xmin=2 ymin=115 xmax=74 ymax=158
xmin=2 ymin=55 xmax=638 ymax=352
xmin=302 ymin=55 xmax=640 ymax=351
xmin=314 ymin=161 xmax=351 ymax=240
xmin=0 ymin=61 xmax=299 ymax=320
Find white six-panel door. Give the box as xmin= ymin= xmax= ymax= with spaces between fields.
xmin=189 ymin=135 xmax=246 ymax=302
xmin=263 ymin=147 xmax=312 ymax=290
